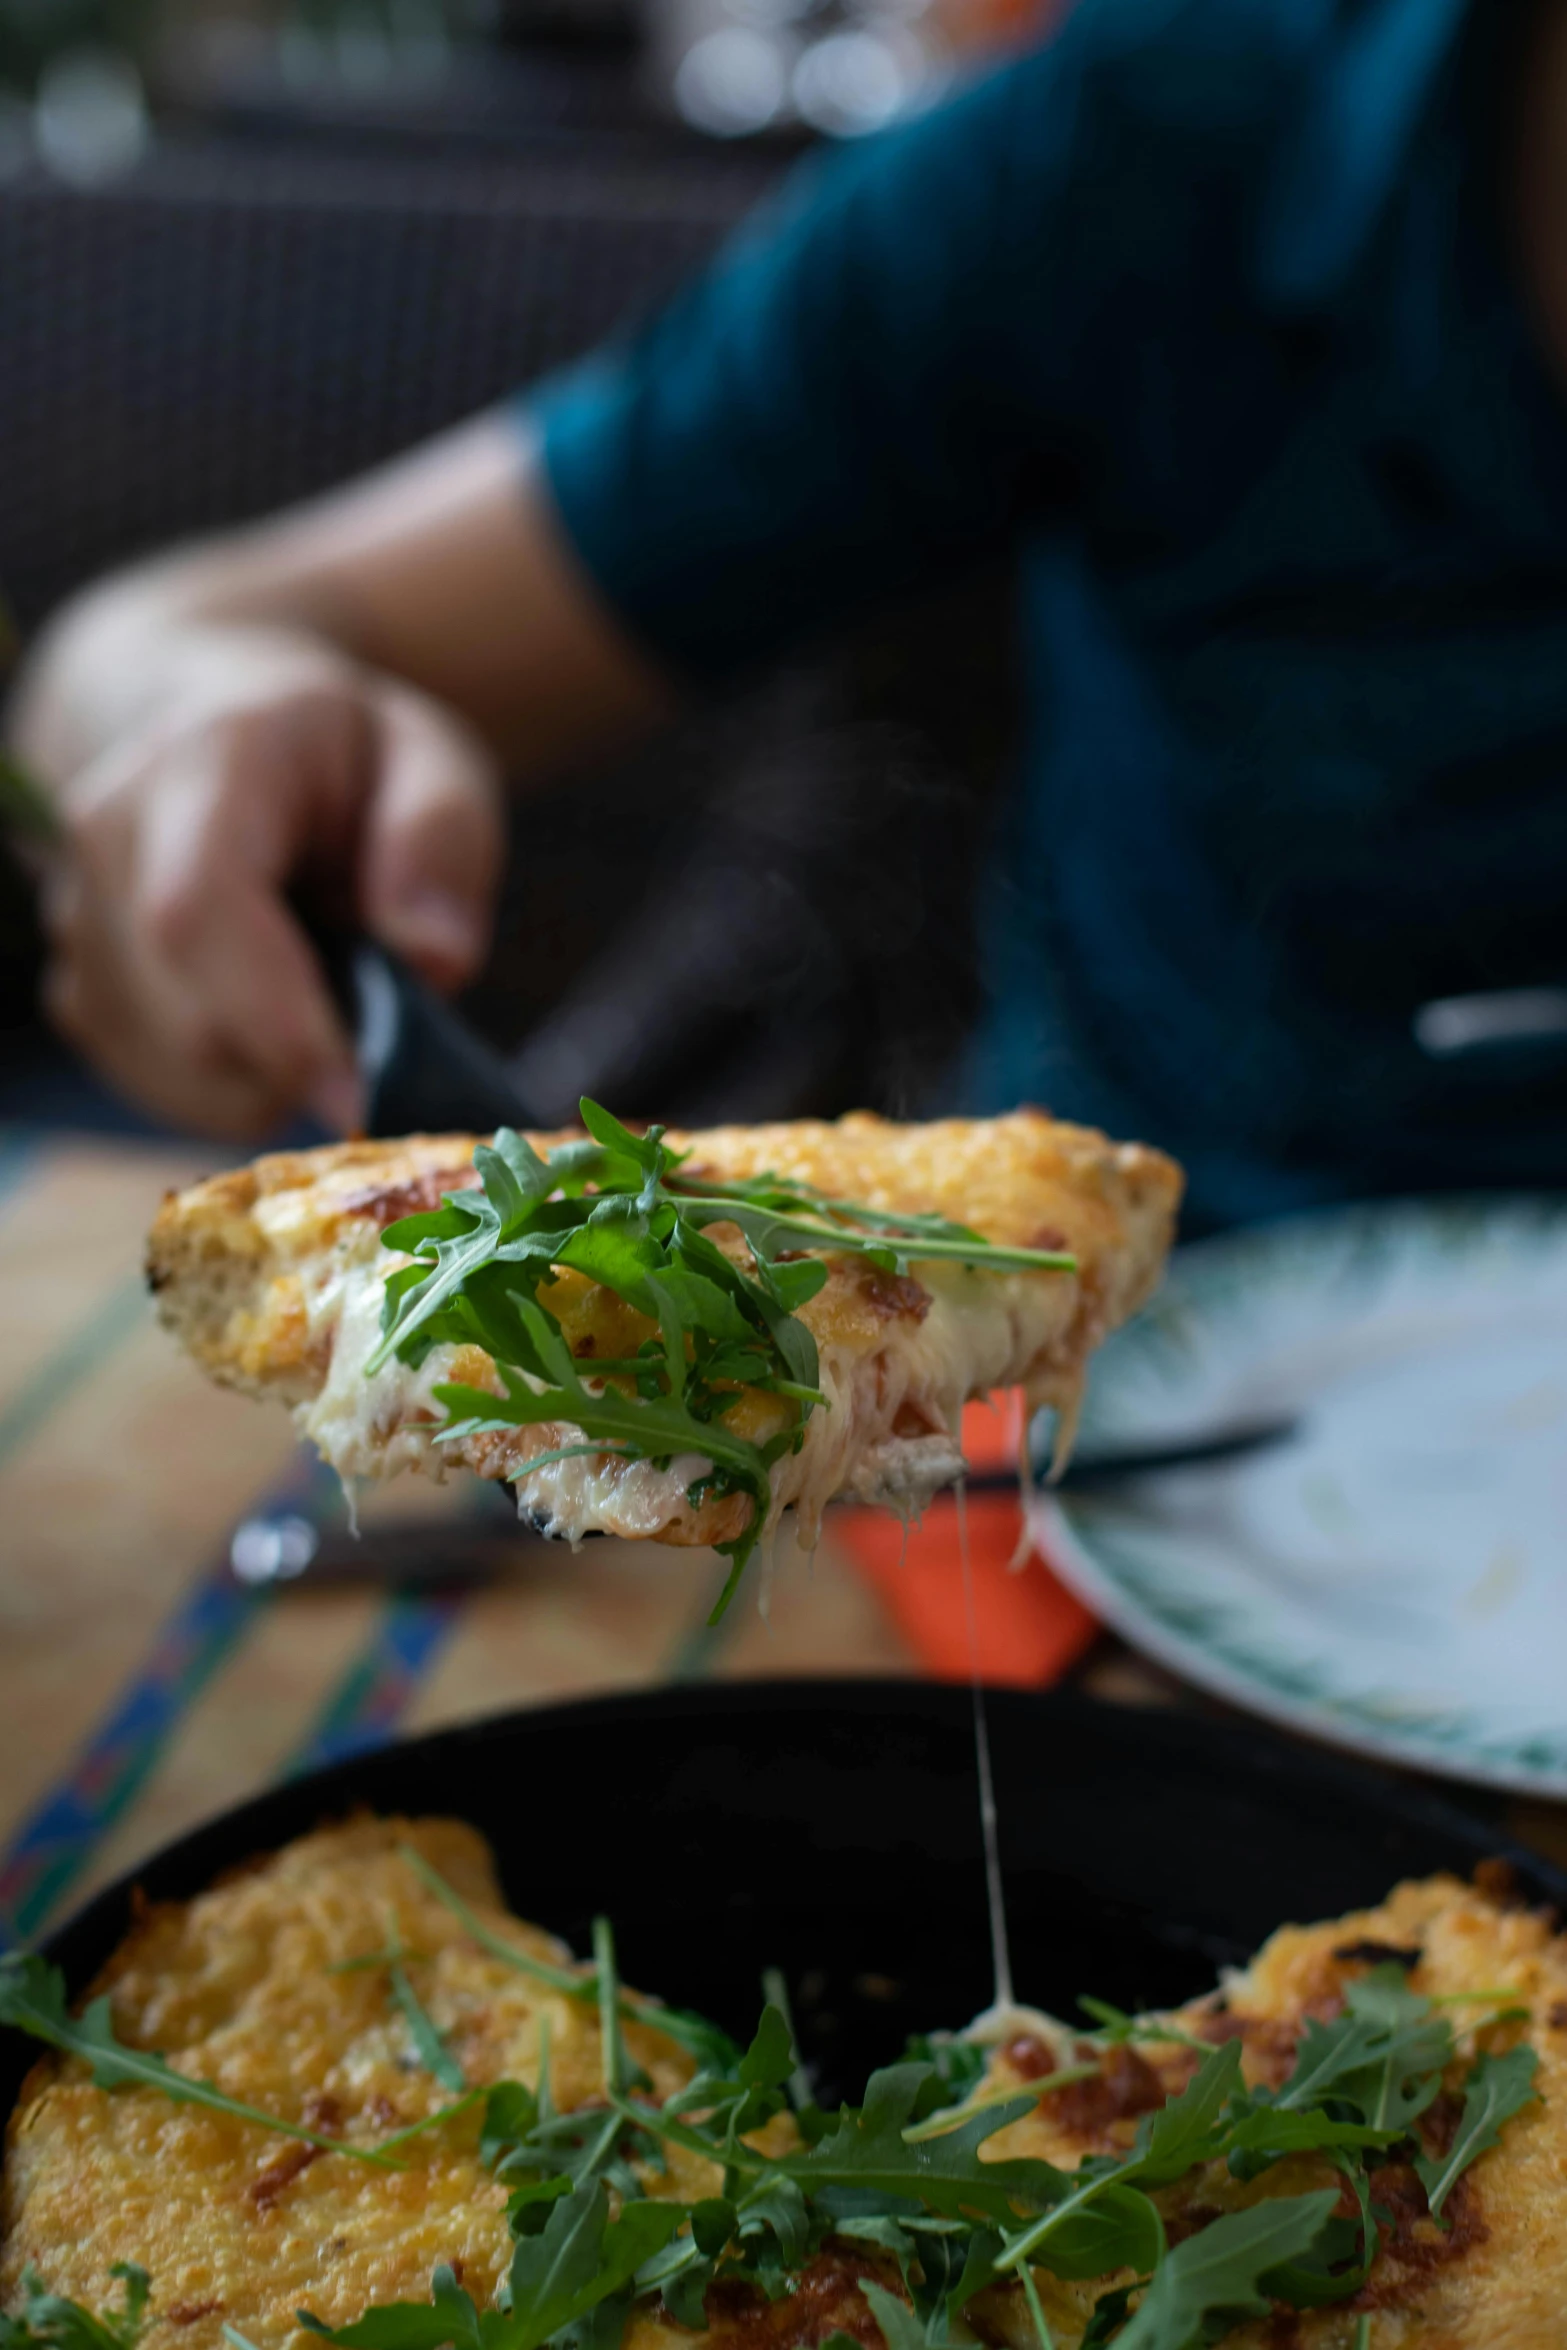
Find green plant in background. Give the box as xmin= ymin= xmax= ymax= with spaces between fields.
xmin=0 ymin=747 xmax=58 ymax=843
xmin=0 ymin=0 xmax=150 ymax=106
xmin=0 ymin=0 xmax=477 ymax=151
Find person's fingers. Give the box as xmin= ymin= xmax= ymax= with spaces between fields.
xmin=44 ymin=689 xmax=369 ymax=1136
xmin=37 ymin=663 xmax=495 ymax=1139
xmin=43 ymin=917 xmax=295 ymax=1136
xmin=129 ymin=699 xmax=366 ymax=1126
xmin=357 ymin=684 xmax=504 ymax=991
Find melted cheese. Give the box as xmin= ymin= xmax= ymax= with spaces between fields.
xmin=289 ymin=1240 xmax=1060 ymax=1548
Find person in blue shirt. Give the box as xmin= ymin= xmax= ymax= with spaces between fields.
xmin=13 ymin=0 xmax=1567 ymax=1224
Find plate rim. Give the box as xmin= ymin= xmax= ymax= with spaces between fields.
xmin=1042 ymin=1191 xmax=1567 ymax=1797
xmin=1036 ymin=1507 xmax=1567 ymax=1802
xmin=26 ymin=1674 xmax=1562 ymax=1971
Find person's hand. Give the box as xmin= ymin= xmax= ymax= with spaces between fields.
xmin=29 ymin=621 xmax=504 ymax=1139
xmin=11 ymin=410 xmax=667 ymax=1139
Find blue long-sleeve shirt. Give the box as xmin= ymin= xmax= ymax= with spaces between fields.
xmin=534 ymin=0 xmax=1567 ymax=1225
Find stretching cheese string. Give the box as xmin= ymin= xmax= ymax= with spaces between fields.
xmin=956 ymin=1478 xmax=1014 ymax=2014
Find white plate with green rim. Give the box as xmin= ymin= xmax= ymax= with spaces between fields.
xmin=1030 ymin=1197 xmax=1567 ymax=1796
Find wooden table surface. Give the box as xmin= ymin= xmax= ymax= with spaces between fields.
xmin=2 ymin=1129 xmax=1562 ymax=1949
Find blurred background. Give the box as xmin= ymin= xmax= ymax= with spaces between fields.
xmin=4 ymin=0 xmax=1565 ymax=1970
xmin=0 ymin=0 xmax=1067 ymax=1133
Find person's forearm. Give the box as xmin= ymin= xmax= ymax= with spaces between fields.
xmin=12 ymin=410 xmax=676 ymax=788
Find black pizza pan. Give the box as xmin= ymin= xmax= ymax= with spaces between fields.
xmin=5 ymin=1679 xmax=1564 ymax=2117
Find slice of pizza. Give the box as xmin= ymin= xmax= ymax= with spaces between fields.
xmin=146 ymin=1106 xmax=1179 ymax=1581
